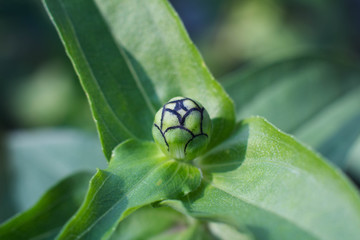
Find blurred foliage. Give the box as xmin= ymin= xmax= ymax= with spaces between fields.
xmin=9 ymin=62 xmax=95 ymax=129
xmin=0 ymin=129 xmax=106 ymax=222
xmin=193 ymin=0 xmax=360 ymax=76
xmin=0 ymin=0 xmax=360 ymax=226
xmin=347 ymin=137 xmax=360 ymax=183
xmin=0 ymin=0 xmax=94 ymax=131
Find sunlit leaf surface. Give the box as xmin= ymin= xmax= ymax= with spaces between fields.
xmin=57 ymin=140 xmax=201 ymax=239
xmin=163 ymin=117 xmax=360 ymax=240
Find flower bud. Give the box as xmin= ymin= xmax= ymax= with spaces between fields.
xmin=152 ymin=96 xmax=212 ymax=161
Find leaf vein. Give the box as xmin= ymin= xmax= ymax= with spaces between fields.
xmin=57 ymin=0 xmax=136 ymax=140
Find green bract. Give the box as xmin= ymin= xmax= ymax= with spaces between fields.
xmin=152 ymin=97 xmax=212 ymax=161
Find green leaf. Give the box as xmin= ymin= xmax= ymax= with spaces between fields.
xmin=0 ymin=129 xmax=106 ymax=221
xmin=0 ymin=172 xmax=92 ymax=240
xmin=110 ymin=205 xmax=187 ymax=240
xmin=43 ymin=0 xmax=235 ymax=160
xmin=57 ymin=139 xmax=201 ymax=239
xmin=221 ymin=55 xmax=360 ymax=167
xmin=112 ymin=205 xmax=217 ymax=240
xmin=163 ymin=117 xmax=360 ymax=240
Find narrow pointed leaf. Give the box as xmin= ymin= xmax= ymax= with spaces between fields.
xmin=57 ymin=140 xmax=201 ymax=239
xmin=43 ymin=0 xmax=235 ymax=160
xmin=0 ymin=172 xmax=92 ymax=240
xmin=163 ymin=117 xmax=360 ymax=240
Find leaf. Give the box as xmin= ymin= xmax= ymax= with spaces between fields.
xmin=112 ymin=204 xmax=217 ymax=240
xmin=0 ymin=172 xmax=92 ymax=240
xmin=0 ymin=129 xmax=106 ymax=221
xmin=110 ymin=205 xmax=187 ymax=240
xmin=43 ymin=0 xmax=235 ymax=160
xmin=57 ymin=139 xmax=201 ymax=239
xmin=221 ymin=55 xmax=360 ymax=167
xmin=163 ymin=117 xmax=360 ymax=240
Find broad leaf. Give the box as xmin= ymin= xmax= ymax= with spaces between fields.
xmin=43 ymin=0 xmax=235 ymax=160
xmin=0 ymin=129 xmax=106 ymax=222
xmin=57 ymin=140 xmax=201 ymax=239
xmin=0 ymin=172 xmax=92 ymax=240
xmin=163 ymin=117 xmax=360 ymax=240
xmin=221 ymin=55 xmax=360 ymax=167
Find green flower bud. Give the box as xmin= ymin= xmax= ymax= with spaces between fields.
xmin=152 ymin=96 xmax=212 ymax=161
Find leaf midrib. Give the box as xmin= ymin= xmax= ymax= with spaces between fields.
xmin=56 ymin=0 xmax=156 ymax=139
xmin=141 ymin=0 xmax=181 ymax=97
xmin=57 ymin=0 xmax=134 ymax=140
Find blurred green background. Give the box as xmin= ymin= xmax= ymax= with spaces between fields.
xmin=1 ymin=0 xmax=360 ymax=223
